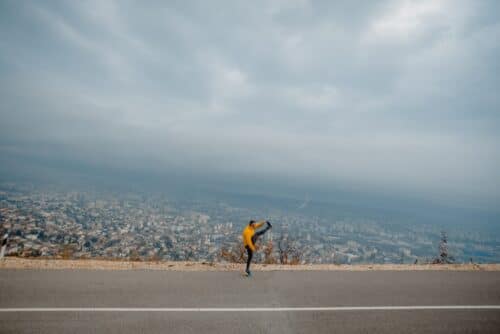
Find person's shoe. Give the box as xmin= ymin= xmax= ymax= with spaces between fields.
xmin=266 ymin=221 xmax=272 ymax=228
xmin=245 ymin=270 xmax=252 ymax=277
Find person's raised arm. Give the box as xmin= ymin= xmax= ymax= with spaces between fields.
xmin=254 ymin=220 xmax=266 ymax=229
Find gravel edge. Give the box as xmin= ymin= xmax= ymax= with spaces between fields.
xmin=1 ymin=257 xmax=499 ymax=271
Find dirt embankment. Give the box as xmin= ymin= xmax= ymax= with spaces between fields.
xmin=1 ymin=257 xmax=499 ymax=271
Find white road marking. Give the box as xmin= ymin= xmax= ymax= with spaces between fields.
xmin=0 ymin=306 xmax=499 ymax=312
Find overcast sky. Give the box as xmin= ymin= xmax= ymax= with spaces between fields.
xmin=1 ymin=0 xmax=499 ymax=209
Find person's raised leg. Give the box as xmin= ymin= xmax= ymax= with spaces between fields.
xmin=253 ymin=225 xmax=271 ymax=242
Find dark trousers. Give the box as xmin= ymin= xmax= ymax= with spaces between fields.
xmin=245 ymin=226 xmax=270 ymax=272
xmin=245 ymin=246 xmax=253 ymax=272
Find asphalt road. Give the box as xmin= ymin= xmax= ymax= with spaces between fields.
xmin=0 ymin=269 xmax=499 ymax=333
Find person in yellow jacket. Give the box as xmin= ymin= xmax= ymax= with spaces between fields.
xmin=242 ymin=220 xmax=272 ymax=276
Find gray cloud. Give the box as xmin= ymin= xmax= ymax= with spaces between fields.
xmin=1 ymin=0 xmax=499 ymax=208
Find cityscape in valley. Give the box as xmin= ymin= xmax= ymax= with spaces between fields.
xmin=1 ymin=183 xmax=498 ymax=265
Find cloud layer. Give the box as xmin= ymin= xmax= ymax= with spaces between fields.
xmin=1 ymin=0 xmax=499 ymax=208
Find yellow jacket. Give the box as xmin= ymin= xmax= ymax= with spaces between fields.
xmin=242 ymin=221 xmax=265 ymax=251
